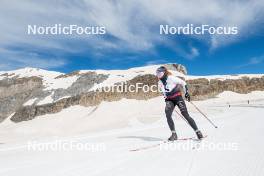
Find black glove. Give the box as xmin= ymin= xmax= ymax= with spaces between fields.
xmin=184 ymin=85 xmax=191 ymax=102
xmin=185 ymin=92 xmax=191 ymax=102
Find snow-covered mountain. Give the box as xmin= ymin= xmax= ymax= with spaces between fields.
xmin=0 ymin=64 xmax=185 ymax=122
xmin=0 ymin=64 xmax=263 ymax=123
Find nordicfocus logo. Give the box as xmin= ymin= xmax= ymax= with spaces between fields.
xmin=160 ymin=24 xmax=238 ymax=35
xmin=96 ymin=82 xmax=160 ymax=93
xmin=159 ymin=141 xmax=239 ymax=151
xmin=27 ymin=140 xmax=106 ymax=152
xmin=27 ymin=24 xmax=106 ymax=35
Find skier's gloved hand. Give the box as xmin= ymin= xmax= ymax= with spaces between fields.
xmin=185 ymin=92 xmax=191 ymax=102
xmin=184 ymin=85 xmax=191 ymax=102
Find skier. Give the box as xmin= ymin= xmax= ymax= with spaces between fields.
xmin=156 ymin=66 xmax=204 ymax=141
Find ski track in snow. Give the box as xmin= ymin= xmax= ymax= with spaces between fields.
xmin=0 ymin=92 xmax=264 ymax=176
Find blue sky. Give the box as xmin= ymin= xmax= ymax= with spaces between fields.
xmin=1 ymin=0 xmax=264 ymax=75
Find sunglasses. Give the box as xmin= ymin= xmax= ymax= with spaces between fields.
xmin=156 ymin=71 xmax=165 ymax=78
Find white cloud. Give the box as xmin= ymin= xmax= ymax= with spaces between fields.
xmin=145 ymin=59 xmax=169 ymax=66
xmin=236 ymin=55 xmax=264 ymax=68
xmin=249 ymin=56 xmax=264 ymax=65
xmin=0 ymin=0 xmax=264 ymax=70
xmin=187 ymin=47 xmax=200 ymax=60
xmin=0 ymin=48 xmax=67 ymax=71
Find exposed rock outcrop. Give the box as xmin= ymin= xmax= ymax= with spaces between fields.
xmin=10 ymin=75 xmax=264 ymax=122
xmin=52 ymin=72 xmax=109 ymax=101
xmin=187 ymin=76 xmax=264 ymax=100
xmin=0 ymin=71 xmax=108 ymax=122
xmin=0 ymin=76 xmax=43 ymax=122
xmin=164 ymin=63 xmax=187 ymax=75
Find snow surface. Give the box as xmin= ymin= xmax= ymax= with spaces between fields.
xmin=0 ymin=91 xmax=264 ymax=176
xmin=23 ymin=98 xmax=38 ymax=106
xmin=187 ymin=74 xmax=264 ymax=80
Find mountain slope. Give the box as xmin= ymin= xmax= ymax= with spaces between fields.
xmin=0 ymin=64 xmax=264 ymax=123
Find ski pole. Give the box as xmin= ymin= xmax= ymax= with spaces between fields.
xmin=174 ymin=109 xmax=189 ymax=125
xmin=189 ymin=101 xmax=218 ymax=128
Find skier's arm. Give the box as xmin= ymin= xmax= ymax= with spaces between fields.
xmin=170 ymin=76 xmax=187 ymax=94
xmin=158 ymin=81 xmax=167 ymax=98
xmin=171 ymin=76 xmax=191 ymax=101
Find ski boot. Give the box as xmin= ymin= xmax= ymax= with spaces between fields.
xmin=195 ymin=130 xmax=203 ymax=140
xmin=168 ymin=132 xmax=178 ymax=141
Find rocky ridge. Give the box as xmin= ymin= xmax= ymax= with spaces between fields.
xmin=0 ymin=64 xmax=263 ymax=123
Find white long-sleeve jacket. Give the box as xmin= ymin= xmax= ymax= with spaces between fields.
xmin=158 ymin=75 xmax=187 ymax=98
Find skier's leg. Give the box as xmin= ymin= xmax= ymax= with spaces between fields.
xmin=165 ymin=100 xmax=178 ymax=141
xmin=165 ymin=100 xmax=176 ymax=132
xmin=176 ymin=96 xmax=198 ymax=131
